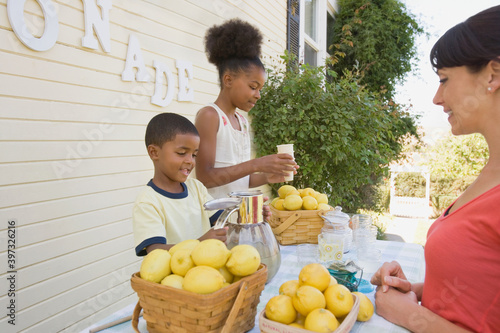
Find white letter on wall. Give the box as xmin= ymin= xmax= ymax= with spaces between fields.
xmin=176 ymin=60 xmax=194 ymax=102
xmin=121 ymin=34 xmax=150 ymax=82
xmin=7 ymin=0 xmax=59 ymax=51
xmin=81 ymin=0 xmax=112 ymax=53
xmin=151 ymin=60 xmax=175 ymax=107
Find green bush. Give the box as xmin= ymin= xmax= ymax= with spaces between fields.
xmin=423 ymin=133 xmax=488 ymax=217
xmin=249 ymin=53 xmax=418 ymax=212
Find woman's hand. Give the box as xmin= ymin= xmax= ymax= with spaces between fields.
xmin=375 ymin=286 xmax=419 ymax=327
xmin=371 ymin=260 xmax=411 ymax=293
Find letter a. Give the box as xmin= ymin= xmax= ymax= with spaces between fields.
xmin=121 ymin=34 xmax=150 ymax=82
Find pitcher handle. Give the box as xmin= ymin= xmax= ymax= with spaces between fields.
xmin=213 ymin=207 xmax=239 ymax=229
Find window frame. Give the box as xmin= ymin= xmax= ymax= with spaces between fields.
xmin=299 ymin=0 xmax=338 ymax=66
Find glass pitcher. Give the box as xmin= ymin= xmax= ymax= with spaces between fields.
xmin=204 ymin=190 xmax=281 ymax=283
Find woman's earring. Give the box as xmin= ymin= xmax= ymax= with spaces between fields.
xmin=487 ymin=86 xmax=492 ymax=92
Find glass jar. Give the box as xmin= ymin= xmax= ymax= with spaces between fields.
xmin=319 ymin=206 xmax=353 ymax=254
xmin=351 ymin=214 xmax=375 ymax=250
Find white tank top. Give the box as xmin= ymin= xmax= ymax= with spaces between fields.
xmin=204 ymin=103 xmax=251 ymax=199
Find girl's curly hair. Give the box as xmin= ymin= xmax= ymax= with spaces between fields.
xmin=205 ymin=18 xmax=265 ymax=84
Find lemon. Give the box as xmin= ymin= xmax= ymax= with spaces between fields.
xmin=353 ymin=292 xmax=374 ymax=321
xmin=274 ymin=199 xmax=286 ymax=210
xmin=292 ymin=285 xmax=326 ymax=317
xmin=329 ymin=276 xmax=338 ymax=286
xmin=139 ymin=249 xmax=171 ymax=283
xmin=222 ymin=282 xmax=231 ymax=288
xmin=295 ymin=312 xmax=306 ymax=325
xmin=190 ymin=239 xmax=230 ymax=269
xmin=265 ymin=295 xmax=297 ymax=325
xmin=279 ymin=280 xmax=300 ymax=298
xmin=302 ymin=196 xmax=318 ymax=210
xmin=314 ymin=193 xmax=329 ymax=205
xmin=304 ymin=308 xmax=339 ymax=332
xmin=297 ymin=188 xmax=305 ymax=196
xmin=286 ymin=189 xmax=301 ymax=197
xmin=298 ymin=263 xmax=331 ymax=292
xmin=289 ymin=322 xmax=305 ymax=328
xmin=270 ymin=197 xmax=280 ymax=207
xmin=225 ymin=244 xmax=261 ymax=276
xmin=317 ymin=203 xmax=332 ymax=211
xmin=301 ymin=188 xmax=316 ymax=198
xmin=219 ymin=265 xmax=234 ymax=283
xmin=182 ymin=265 xmax=225 ymax=294
xmin=160 ymin=274 xmax=184 ymax=289
xmin=324 ymin=284 xmax=354 ymax=318
xmin=283 ymin=194 xmax=303 ymax=211
xmin=168 ymin=239 xmax=200 ymax=256
xmin=170 ymin=248 xmax=195 ymax=277
xmin=278 ymin=185 xmax=297 ymax=199
xmin=232 ymin=275 xmax=243 ymax=283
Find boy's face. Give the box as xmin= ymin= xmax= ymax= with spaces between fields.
xmin=149 ymin=133 xmax=200 ymax=188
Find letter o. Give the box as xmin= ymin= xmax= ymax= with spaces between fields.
xmin=7 ymin=0 xmax=59 ymax=51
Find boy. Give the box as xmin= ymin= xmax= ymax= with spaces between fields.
xmin=133 ymin=113 xmax=226 ymax=256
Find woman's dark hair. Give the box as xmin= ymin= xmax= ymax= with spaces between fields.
xmin=204 ymin=18 xmax=265 ymax=84
xmin=145 ymin=113 xmax=199 ymax=147
xmin=430 ymin=5 xmax=500 ymax=72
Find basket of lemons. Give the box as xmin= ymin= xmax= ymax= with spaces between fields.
xmin=130 ymin=239 xmax=267 ymax=333
xmin=268 ymin=185 xmax=334 ymax=245
xmin=259 ymin=263 xmax=374 ymax=332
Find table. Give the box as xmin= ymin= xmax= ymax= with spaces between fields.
xmin=248 ymin=240 xmax=425 ymax=333
xmin=93 ymin=240 xmax=425 ymax=333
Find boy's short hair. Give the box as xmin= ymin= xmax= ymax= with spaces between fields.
xmin=145 ymin=113 xmax=199 ymax=147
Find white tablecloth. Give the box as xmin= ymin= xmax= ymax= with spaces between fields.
xmin=248 ymin=240 xmax=426 ymax=333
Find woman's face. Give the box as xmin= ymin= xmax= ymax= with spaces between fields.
xmin=433 ymin=66 xmax=490 ymax=135
xmin=228 ymin=65 xmax=266 ymax=112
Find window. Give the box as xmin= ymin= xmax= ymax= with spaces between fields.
xmin=287 ymin=0 xmax=338 ymax=66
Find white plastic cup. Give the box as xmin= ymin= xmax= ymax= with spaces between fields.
xmin=277 ymin=144 xmax=294 ymax=181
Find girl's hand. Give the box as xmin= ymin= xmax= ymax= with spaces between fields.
xmin=371 ymin=261 xmax=411 ymax=293
xmin=255 ymin=154 xmax=298 ymax=175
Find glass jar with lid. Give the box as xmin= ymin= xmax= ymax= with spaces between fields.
xmin=319 ymin=206 xmax=353 ymax=254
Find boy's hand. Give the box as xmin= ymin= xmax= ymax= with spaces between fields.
xmin=263 ymin=196 xmax=272 ymax=221
xmin=200 ymin=226 xmax=228 ymax=243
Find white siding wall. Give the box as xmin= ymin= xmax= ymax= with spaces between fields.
xmin=0 ymin=0 xmax=287 ymax=332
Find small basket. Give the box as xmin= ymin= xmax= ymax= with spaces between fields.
xmin=130 ymin=264 xmax=267 ymax=333
xmin=259 ymin=293 xmax=360 ymax=333
xmin=269 ymin=205 xmax=332 ymax=245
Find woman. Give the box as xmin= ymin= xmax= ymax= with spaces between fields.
xmin=371 ymin=5 xmax=500 ymax=333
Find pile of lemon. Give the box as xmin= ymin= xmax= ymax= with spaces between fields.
xmin=139 ymin=239 xmax=261 ymax=294
xmin=271 ymin=185 xmax=333 ymax=211
xmin=265 ymin=263 xmax=374 ymax=332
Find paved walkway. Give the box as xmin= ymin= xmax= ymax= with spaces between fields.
xmin=384 ymin=217 xmax=420 ymax=243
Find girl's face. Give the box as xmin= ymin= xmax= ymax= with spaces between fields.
xmin=433 ymin=66 xmax=490 ymax=135
xmin=227 ymin=65 xmax=266 ymax=112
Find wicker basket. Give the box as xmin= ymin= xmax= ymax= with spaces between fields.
xmin=259 ymin=293 xmax=360 ymax=333
xmin=130 ymin=264 xmax=267 ymax=333
xmin=268 ymin=206 xmax=332 ymax=245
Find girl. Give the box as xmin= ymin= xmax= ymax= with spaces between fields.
xmin=195 ymin=18 xmax=298 ymax=199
